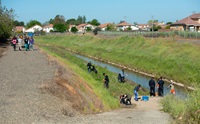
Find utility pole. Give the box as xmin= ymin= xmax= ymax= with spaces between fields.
xmin=152 ymin=16 xmax=154 ymax=37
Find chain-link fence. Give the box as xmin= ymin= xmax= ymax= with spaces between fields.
xmin=98 ymin=31 xmax=200 ymax=39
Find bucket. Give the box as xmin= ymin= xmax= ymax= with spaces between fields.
xmin=142 ymin=96 xmax=149 ymax=102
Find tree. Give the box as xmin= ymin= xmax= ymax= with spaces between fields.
xmin=89 ymin=19 xmax=100 ymax=26
xmin=126 ymin=26 xmax=132 ymax=31
xmin=93 ymin=27 xmax=101 ymax=35
xmin=166 ymin=22 xmax=173 ymax=25
xmin=53 ymin=15 xmax=65 ymax=25
xmin=106 ymin=24 xmax=116 ymax=31
xmin=71 ymin=26 xmax=78 ymax=34
xmin=53 ymin=23 xmax=66 ymax=32
xmin=49 ymin=18 xmax=54 ymax=24
xmin=13 ymin=20 xmax=24 ymax=26
xmin=86 ymin=27 xmax=91 ymax=32
xmin=66 ymin=18 xmax=76 ymax=25
xmin=26 ymin=20 xmax=41 ymax=29
xmin=0 ymin=0 xmax=15 ymax=42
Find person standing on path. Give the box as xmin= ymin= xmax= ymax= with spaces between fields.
xmin=149 ymin=77 xmax=156 ymax=96
xmin=157 ymin=76 xmax=165 ymax=96
xmin=24 ymin=36 xmax=29 ymax=51
xmin=103 ymin=73 xmax=109 ymax=89
xmin=133 ymin=84 xmax=141 ymax=101
xmin=12 ymin=37 xmax=17 ymax=51
xmin=18 ymin=36 xmax=23 ymax=51
xmin=29 ymin=37 xmax=34 ymax=51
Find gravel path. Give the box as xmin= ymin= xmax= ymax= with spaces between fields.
xmin=0 ymin=46 xmax=171 ymax=124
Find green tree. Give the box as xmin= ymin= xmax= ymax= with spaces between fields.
xmin=53 ymin=23 xmax=66 ymax=32
xmin=126 ymin=26 xmax=132 ymax=31
xmin=26 ymin=20 xmax=41 ymax=29
xmin=166 ymin=22 xmax=173 ymax=25
xmin=0 ymin=0 xmax=15 ymax=42
xmin=53 ymin=15 xmax=65 ymax=25
xmin=49 ymin=18 xmax=54 ymax=24
xmin=71 ymin=26 xmax=78 ymax=34
xmin=93 ymin=27 xmax=101 ymax=35
xmin=106 ymin=24 xmax=116 ymax=31
xmin=86 ymin=27 xmax=91 ymax=32
xmin=89 ymin=19 xmax=100 ymax=26
xmin=13 ymin=20 xmax=24 ymax=26
xmin=66 ymin=18 xmax=76 ymax=25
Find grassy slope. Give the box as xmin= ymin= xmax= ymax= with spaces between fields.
xmin=35 ymin=35 xmax=200 ymax=86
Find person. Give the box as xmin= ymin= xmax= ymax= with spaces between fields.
xmin=118 ymin=73 xmax=122 ymax=82
xmin=103 ymin=73 xmax=109 ymax=89
xmin=24 ymin=36 xmax=29 ymax=51
xmin=91 ymin=65 xmax=98 ymax=74
xmin=168 ymin=80 xmax=175 ymax=95
xmin=12 ymin=37 xmax=17 ymax=51
xmin=29 ymin=36 xmax=34 ymax=51
xmin=120 ymin=94 xmax=126 ymax=104
xmin=157 ymin=76 xmax=165 ymax=96
xmin=87 ymin=61 xmax=92 ymax=72
xmin=133 ymin=84 xmax=141 ymax=101
xmin=120 ymin=94 xmax=131 ymax=105
xmin=119 ymin=69 xmax=128 ymax=83
xmin=149 ymin=77 xmax=156 ymax=96
xmin=18 ymin=36 xmax=23 ymax=51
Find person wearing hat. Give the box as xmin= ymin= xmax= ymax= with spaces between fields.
xmin=168 ymin=80 xmax=175 ymax=94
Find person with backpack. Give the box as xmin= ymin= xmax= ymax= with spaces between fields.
xmin=24 ymin=36 xmax=29 ymax=51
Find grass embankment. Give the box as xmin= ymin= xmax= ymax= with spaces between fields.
xmin=36 ymin=34 xmax=200 ymax=123
xmin=36 ymin=35 xmax=200 ymax=86
xmin=39 ymin=45 xmax=146 ymax=112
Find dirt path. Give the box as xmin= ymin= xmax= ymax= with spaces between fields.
xmin=0 ymin=46 xmax=171 ymax=124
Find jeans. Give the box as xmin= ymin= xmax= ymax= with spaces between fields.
xmin=134 ymin=90 xmax=138 ymax=101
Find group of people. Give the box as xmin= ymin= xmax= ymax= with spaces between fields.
xmin=119 ymin=94 xmax=132 ymax=105
xmin=149 ymin=76 xmax=175 ymax=97
xmin=11 ymin=35 xmax=34 ymax=51
xmin=87 ymin=61 xmax=109 ymax=89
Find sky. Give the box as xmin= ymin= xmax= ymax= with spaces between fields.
xmin=2 ymin=0 xmax=200 ymax=25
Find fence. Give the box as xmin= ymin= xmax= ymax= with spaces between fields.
xmin=98 ymin=31 xmax=200 ymax=39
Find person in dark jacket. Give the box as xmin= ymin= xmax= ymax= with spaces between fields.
xmin=103 ymin=73 xmax=109 ymax=89
xmin=149 ymin=77 xmax=156 ymax=96
xmin=24 ymin=37 xmax=29 ymax=51
xmin=157 ymin=76 xmax=165 ymax=96
xmin=12 ymin=37 xmax=17 ymax=51
xmin=87 ymin=61 xmax=92 ymax=72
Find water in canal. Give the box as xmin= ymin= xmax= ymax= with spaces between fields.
xmin=75 ymin=54 xmax=188 ymax=98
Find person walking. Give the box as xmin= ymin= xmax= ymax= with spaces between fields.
xmin=149 ymin=77 xmax=156 ymax=96
xmin=133 ymin=84 xmax=141 ymax=101
xmin=18 ymin=36 xmax=23 ymax=51
xmin=12 ymin=37 xmax=17 ymax=51
xmin=24 ymin=36 xmax=29 ymax=51
xmin=103 ymin=73 xmax=109 ymax=89
xmin=157 ymin=76 xmax=165 ymax=96
xmin=29 ymin=37 xmax=34 ymax=51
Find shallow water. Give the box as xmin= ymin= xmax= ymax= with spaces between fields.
xmin=75 ymin=54 xmax=188 ymax=98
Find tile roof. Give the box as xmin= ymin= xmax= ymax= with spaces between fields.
xmin=77 ymin=23 xmax=87 ymax=28
xmin=99 ymin=23 xmax=111 ymax=28
xmin=173 ymin=13 xmax=200 ymax=26
xmin=43 ymin=24 xmax=53 ymax=28
xmin=117 ymin=22 xmax=132 ymax=26
xmin=15 ymin=26 xmax=25 ymax=30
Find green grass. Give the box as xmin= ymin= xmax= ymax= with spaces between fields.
xmin=39 ymin=45 xmax=146 ymax=111
xmin=35 ymin=35 xmax=200 ymax=86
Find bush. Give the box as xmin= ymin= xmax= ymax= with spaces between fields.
xmin=93 ymin=27 xmax=101 ymax=35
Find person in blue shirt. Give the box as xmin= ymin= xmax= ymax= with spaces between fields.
xmin=133 ymin=84 xmax=141 ymax=101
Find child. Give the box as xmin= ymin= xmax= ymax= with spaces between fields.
xmin=168 ymin=80 xmax=175 ymax=94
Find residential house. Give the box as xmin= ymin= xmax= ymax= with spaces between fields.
xmin=170 ymin=13 xmax=200 ymax=32
xmin=137 ymin=24 xmax=150 ymax=31
xmin=116 ymin=21 xmax=139 ymax=31
xmin=98 ymin=23 xmax=111 ymax=31
xmin=25 ymin=24 xmax=43 ymax=33
xmin=43 ymin=24 xmax=54 ymax=33
xmin=14 ymin=26 xmax=26 ymax=33
xmin=76 ymin=23 xmax=95 ymax=32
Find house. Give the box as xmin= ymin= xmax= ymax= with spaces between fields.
xmin=76 ymin=23 xmax=95 ymax=32
xmin=116 ymin=21 xmax=139 ymax=31
xmin=14 ymin=26 xmax=26 ymax=33
xmin=43 ymin=24 xmax=54 ymax=33
xmin=137 ymin=24 xmax=150 ymax=31
xmin=98 ymin=23 xmax=111 ymax=31
xmin=25 ymin=24 xmax=43 ymax=33
xmin=170 ymin=13 xmax=200 ymax=32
